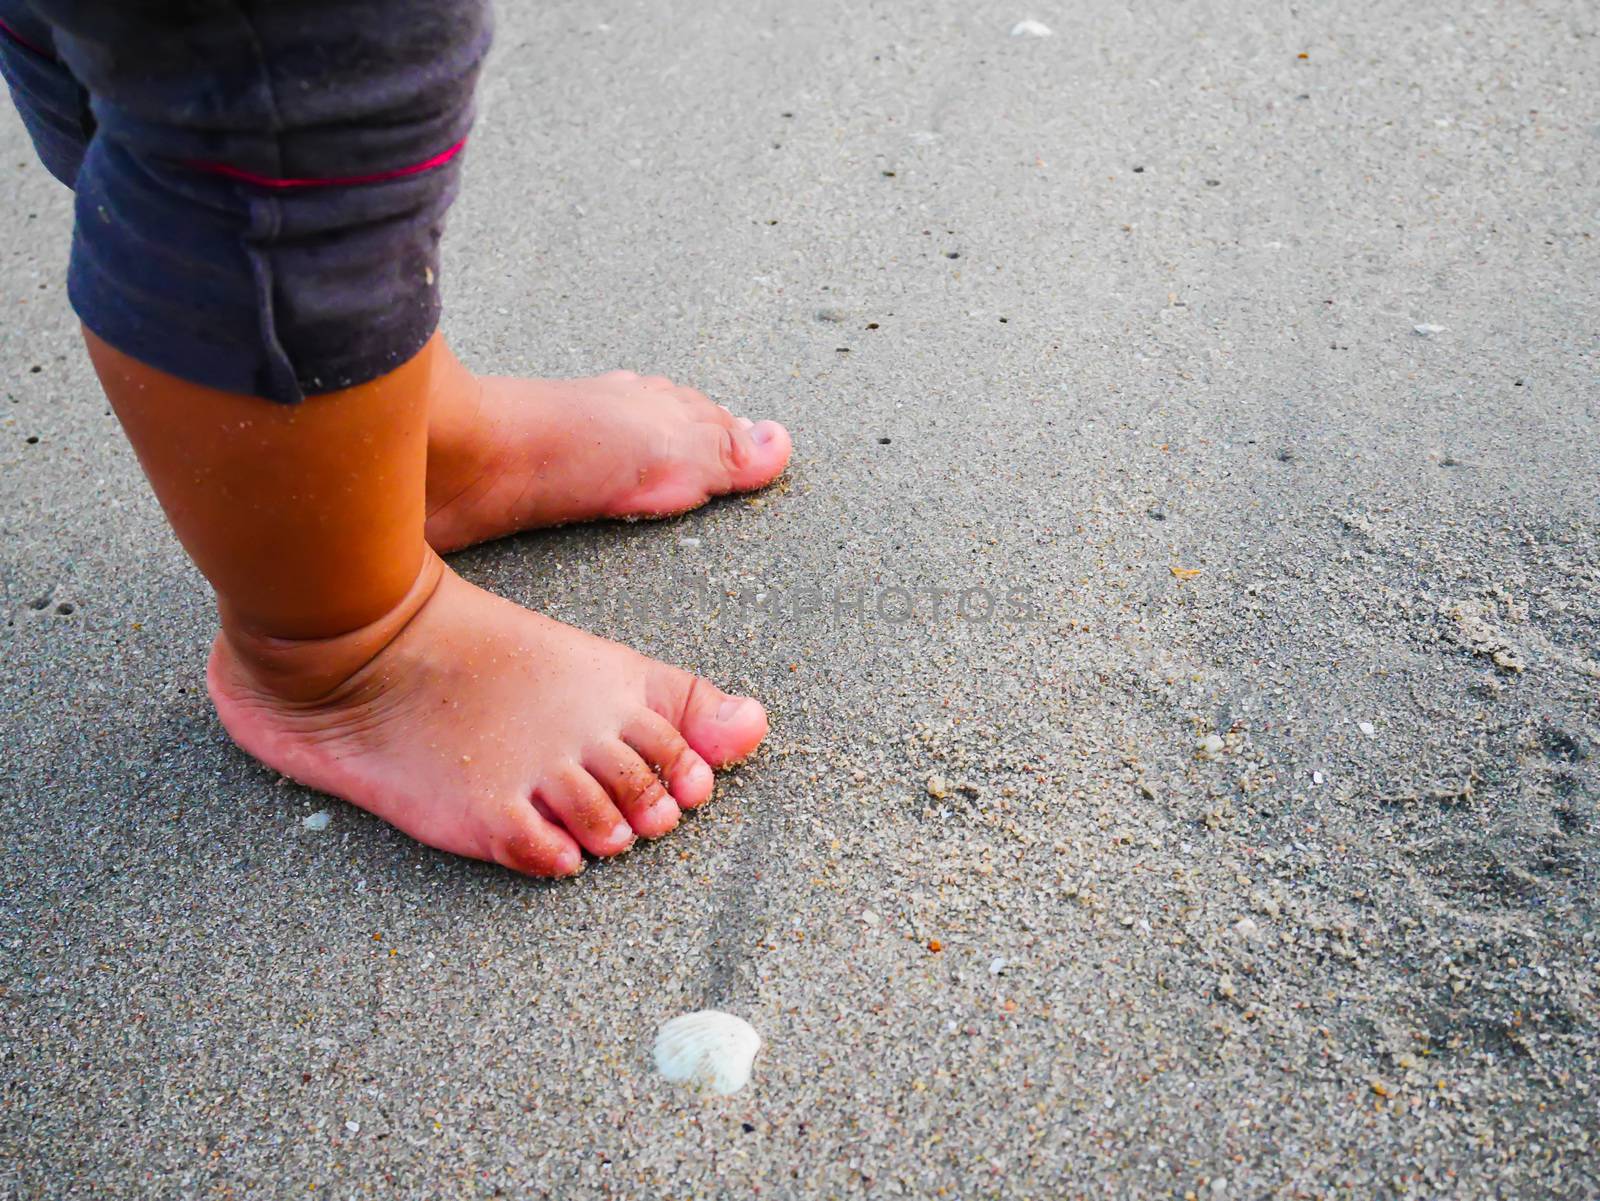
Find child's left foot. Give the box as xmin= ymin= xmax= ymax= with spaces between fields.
xmin=423 ymin=338 xmax=792 ymax=551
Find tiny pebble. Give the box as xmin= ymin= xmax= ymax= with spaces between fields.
xmin=302 ymin=810 xmax=331 ymax=831
xmin=679 ymin=537 xmax=702 ymax=548
xmin=1357 ymin=721 xmax=1376 ymax=738
xmin=1010 ymin=18 xmax=1052 ymax=37
xmin=1312 ymin=770 xmax=1325 ymax=785
xmin=989 ymin=957 xmax=1007 ymax=975
xmin=1413 ymin=323 xmax=1447 ymax=336
xmin=345 ymin=1120 xmax=360 ymax=1135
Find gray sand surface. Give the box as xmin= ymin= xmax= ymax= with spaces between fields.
xmin=2 ymin=1 xmax=1596 ymax=1196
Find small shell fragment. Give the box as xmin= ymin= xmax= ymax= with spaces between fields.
xmin=654 ymin=1010 xmax=761 ymax=1095
xmin=302 ymin=810 xmax=331 ymax=831
xmin=1010 ymin=19 xmax=1053 ymax=37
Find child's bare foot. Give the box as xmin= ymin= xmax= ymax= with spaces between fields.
xmin=207 ymin=552 xmax=770 ymax=877
xmin=423 ymin=339 xmax=792 ymax=551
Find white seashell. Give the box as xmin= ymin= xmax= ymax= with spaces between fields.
xmin=654 ymin=1010 xmax=762 ymax=1095
xmin=1010 ymin=19 xmax=1053 ymax=37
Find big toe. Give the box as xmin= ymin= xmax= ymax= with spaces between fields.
xmin=676 ymin=681 xmax=770 ymax=767
xmin=740 ymin=420 xmax=792 ymax=487
xmin=706 ymin=417 xmax=791 ymax=494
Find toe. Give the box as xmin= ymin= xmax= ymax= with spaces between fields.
xmin=487 ymin=804 xmax=585 ymax=878
xmin=585 ymin=741 xmax=682 ymax=839
xmin=747 ymin=419 xmax=789 ymax=451
xmin=652 ymin=674 xmax=770 ymax=768
xmin=537 ymin=765 xmax=635 ymax=857
xmin=745 ymin=420 xmax=792 ymax=479
xmin=623 ymin=710 xmax=715 ymax=809
xmin=701 ymin=420 xmax=792 ymax=494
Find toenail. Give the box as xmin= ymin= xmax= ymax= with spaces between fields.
xmin=686 ymin=761 xmax=713 ymax=792
xmin=751 ymin=422 xmax=781 ymax=446
xmin=717 ymin=697 xmax=754 ymax=722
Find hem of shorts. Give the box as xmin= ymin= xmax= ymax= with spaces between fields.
xmin=69 ymin=281 xmax=441 ymax=405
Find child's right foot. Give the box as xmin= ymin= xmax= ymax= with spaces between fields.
xmin=206 ymin=552 xmax=770 ymax=877
xmin=421 ymin=343 xmax=793 ymax=551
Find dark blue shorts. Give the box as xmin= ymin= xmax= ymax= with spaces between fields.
xmin=0 ymin=1 xmax=491 ymax=402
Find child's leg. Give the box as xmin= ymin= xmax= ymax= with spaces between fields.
xmin=89 ymin=332 xmax=769 ymax=877
xmin=19 ymin=1 xmax=771 ymax=874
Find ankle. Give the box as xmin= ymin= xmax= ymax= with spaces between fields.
xmin=215 ymin=549 xmax=446 ymax=703
xmin=424 ymin=338 xmax=504 ymax=513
